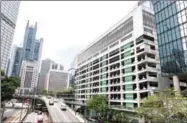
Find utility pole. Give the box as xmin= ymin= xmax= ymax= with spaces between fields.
xmin=33 ymin=87 xmax=36 ymax=110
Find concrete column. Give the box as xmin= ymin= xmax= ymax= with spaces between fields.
xmin=173 ymin=75 xmax=181 ymax=93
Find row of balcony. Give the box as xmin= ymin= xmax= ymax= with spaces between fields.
xmin=77 ymin=55 xmax=157 ymax=76
xmin=77 ymin=65 xmax=157 ymax=81
xmin=76 ymin=76 xmax=157 ymax=88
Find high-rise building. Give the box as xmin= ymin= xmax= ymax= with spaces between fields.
xmin=38 ymin=59 xmax=67 ymax=92
xmin=8 ymin=21 xmax=43 ymax=78
xmin=1 ymin=1 xmax=20 ymax=73
xmin=153 ymin=1 xmax=187 ymax=91
xmin=46 ymin=71 xmax=68 ymax=92
xmin=75 ymin=1 xmax=160 ymax=111
xmin=45 ymin=63 xmax=68 ymax=92
xmin=68 ymin=57 xmax=77 ymax=87
xmin=22 ymin=21 xmax=43 ymax=62
xmin=19 ymin=60 xmax=39 ymax=95
xmin=38 ymin=58 xmax=55 ymax=91
xmin=7 ymin=45 xmax=23 ymax=77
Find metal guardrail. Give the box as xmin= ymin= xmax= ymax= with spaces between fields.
xmin=63 ymin=100 xmax=136 ymax=112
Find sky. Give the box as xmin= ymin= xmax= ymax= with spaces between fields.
xmin=13 ymin=1 xmax=138 ymax=71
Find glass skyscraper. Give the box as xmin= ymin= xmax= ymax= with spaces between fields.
xmin=153 ymin=1 xmax=187 ymax=76
xmin=8 ymin=21 xmax=43 ymax=77
xmin=22 ymin=21 xmax=43 ymax=61
xmin=7 ymin=45 xmax=23 ymax=77
xmin=69 ymin=57 xmax=76 ymax=87
xmin=1 ymin=1 xmax=20 ymax=73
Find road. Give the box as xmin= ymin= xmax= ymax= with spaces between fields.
xmin=3 ymin=109 xmax=16 ymax=118
xmin=3 ymin=109 xmax=27 ymax=123
xmin=24 ymin=112 xmax=49 ymax=123
xmin=43 ymin=97 xmax=81 ymax=123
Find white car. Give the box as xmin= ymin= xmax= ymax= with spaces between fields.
xmin=49 ymin=100 xmax=54 ymax=105
xmin=54 ymin=99 xmax=58 ymax=103
xmin=60 ymin=104 xmax=67 ymax=111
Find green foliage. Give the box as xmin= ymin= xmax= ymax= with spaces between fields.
xmin=41 ymin=89 xmax=48 ymax=95
xmin=136 ymin=89 xmax=187 ymax=122
xmin=56 ymin=87 xmax=74 ymax=96
xmin=182 ymin=89 xmax=187 ymax=97
xmin=1 ymin=76 xmax=20 ymax=102
xmin=111 ymin=110 xmax=129 ymax=123
xmin=87 ymin=94 xmax=108 ymax=117
xmin=1 ymin=69 xmax=5 ymax=76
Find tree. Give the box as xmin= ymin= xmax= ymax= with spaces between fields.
xmin=182 ymin=89 xmax=187 ymax=97
xmin=1 ymin=69 xmax=5 ymax=76
xmin=56 ymin=87 xmax=74 ymax=97
xmin=87 ymin=94 xmax=108 ymax=120
xmin=1 ymin=76 xmax=20 ymax=102
xmin=41 ymin=89 xmax=48 ymax=95
xmin=1 ymin=76 xmax=20 ymax=121
xmin=136 ymin=89 xmax=187 ymax=123
xmin=111 ymin=110 xmax=129 ymax=123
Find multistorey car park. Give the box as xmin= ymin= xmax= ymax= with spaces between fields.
xmin=75 ymin=1 xmax=160 ymax=111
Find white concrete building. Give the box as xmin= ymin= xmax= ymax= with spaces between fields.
xmin=75 ymin=1 xmax=160 ymax=111
xmin=44 ymin=63 xmax=68 ymax=92
xmin=1 ymin=1 xmax=20 ymax=73
xmin=19 ymin=60 xmax=39 ymax=95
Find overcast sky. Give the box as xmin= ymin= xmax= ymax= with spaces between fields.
xmin=13 ymin=1 xmax=138 ymax=70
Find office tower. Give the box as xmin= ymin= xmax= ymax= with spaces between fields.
xmin=38 ymin=58 xmax=55 ymax=91
xmin=7 ymin=45 xmax=23 ymax=77
xmin=68 ymin=57 xmax=77 ymax=87
xmin=75 ymin=1 xmax=159 ymax=110
xmin=45 ymin=63 xmax=68 ymax=92
xmin=22 ymin=21 xmax=43 ymax=62
xmin=8 ymin=21 xmax=44 ymax=78
xmin=153 ymin=1 xmax=187 ymax=91
xmin=1 ymin=1 xmax=20 ymax=73
xmin=34 ymin=39 xmax=43 ymax=62
xmin=19 ymin=60 xmax=39 ymax=95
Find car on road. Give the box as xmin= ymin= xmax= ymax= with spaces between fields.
xmin=37 ymin=111 xmax=42 ymax=115
xmin=54 ymin=99 xmax=58 ymax=103
xmin=60 ymin=104 xmax=67 ymax=111
xmin=49 ymin=100 xmax=54 ymax=105
xmin=37 ymin=113 xmax=43 ymax=123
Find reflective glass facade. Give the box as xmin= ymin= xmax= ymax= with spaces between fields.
xmin=1 ymin=1 xmax=20 ymax=72
xmin=153 ymin=1 xmax=187 ymax=76
xmin=23 ymin=21 xmax=37 ymax=61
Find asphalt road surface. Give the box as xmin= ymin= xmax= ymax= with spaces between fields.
xmin=44 ymin=97 xmax=80 ymax=123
